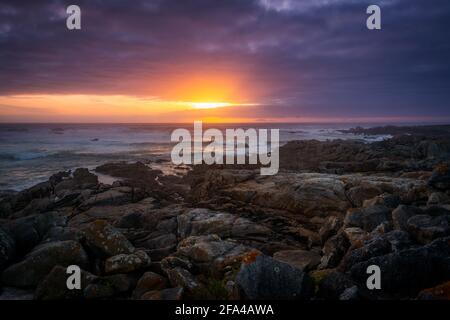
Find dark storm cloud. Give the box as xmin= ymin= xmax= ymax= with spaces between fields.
xmin=1 ymin=0 xmax=450 ymax=118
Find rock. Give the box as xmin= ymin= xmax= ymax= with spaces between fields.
xmin=35 ymin=265 xmax=97 ymax=300
xmin=317 ymin=271 xmax=357 ymax=300
xmin=339 ymin=285 xmax=360 ymax=300
xmin=133 ymin=271 xmax=168 ymax=299
xmin=346 ymin=185 xmax=382 ymax=207
xmin=161 ymin=256 xmax=193 ymax=273
xmin=168 ymin=235 xmax=261 ymax=277
xmin=141 ymin=287 xmax=184 ymax=300
xmin=80 ymin=188 xmax=133 ymax=208
xmin=82 ymin=220 xmax=135 ymax=258
xmin=213 ymin=172 xmax=350 ymax=217
xmin=0 ymin=287 xmax=34 ymax=300
xmin=417 ymin=281 xmax=450 ymax=300
xmin=349 ymin=237 xmax=450 ymax=295
xmin=143 ymin=234 xmax=177 ymax=250
xmin=318 ymin=233 xmax=350 ymax=269
xmin=95 ymin=161 xmax=161 ymax=182
xmin=167 ymin=267 xmax=204 ymax=297
xmin=319 ymin=216 xmax=342 ymax=244
xmin=344 ymin=205 xmax=391 ymax=232
xmin=428 ymin=163 xmax=450 ymax=191
xmin=0 ymin=228 xmax=15 ymax=271
xmin=84 ymin=274 xmax=135 ymax=299
xmin=363 ymin=194 xmax=401 ymax=209
xmin=384 ymin=230 xmax=412 ymax=251
xmin=340 ymin=236 xmax=392 ymax=271
xmin=407 ymin=214 xmax=450 ymax=244
xmin=273 ymin=249 xmax=321 ymax=272
xmin=392 ymin=205 xmax=423 ymax=231
xmin=104 ymin=250 xmax=151 ymax=274
xmin=343 ymin=228 xmax=370 ymax=247
xmin=72 ymin=168 xmax=98 ymax=187
xmin=427 ymin=192 xmax=450 ymax=206
xmin=2 ymin=240 xmax=89 ymax=287
xmin=177 ymin=209 xmax=270 ymax=241
xmin=236 ymin=255 xmax=314 ymax=300
xmin=3 ymin=213 xmax=55 ymax=255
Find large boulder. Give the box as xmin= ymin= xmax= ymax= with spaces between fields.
xmin=349 ymin=237 xmax=450 ymax=295
xmin=319 ymin=232 xmax=350 ymax=269
xmin=317 ymin=271 xmax=358 ymax=300
xmin=344 ymin=205 xmax=391 ymax=232
xmin=428 ymin=163 xmax=450 ymax=191
xmin=1 ymin=240 xmax=89 ymax=287
xmin=35 ymin=265 xmax=97 ymax=300
xmin=166 ymin=267 xmax=205 ymax=298
xmin=104 ymin=250 xmax=151 ymax=274
xmin=3 ymin=213 xmax=56 ymax=255
xmin=236 ymin=255 xmax=314 ymax=300
xmin=346 ymin=185 xmax=382 ymax=207
xmin=81 ymin=220 xmax=135 ymax=258
xmin=84 ymin=274 xmax=136 ymax=299
xmin=392 ymin=205 xmax=423 ymax=231
xmin=177 ymin=208 xmax=270 ymax=240
xmin=407 ymin=214 xmax=450 ymax=244
xmin=273 ymin=249 xmax=321 ymax=272
xmin=133 ymin=272 xmax=168 ymax=299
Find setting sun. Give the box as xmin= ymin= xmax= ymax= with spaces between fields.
xmin=190 ymin=102 xmax=232 ymax=109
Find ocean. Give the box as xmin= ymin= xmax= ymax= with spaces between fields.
xmin=0 ymin=123 xmax=391 ymax=191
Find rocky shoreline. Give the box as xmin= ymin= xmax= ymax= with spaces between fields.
xmin=0 ymin=126 xmax=449 ymax=300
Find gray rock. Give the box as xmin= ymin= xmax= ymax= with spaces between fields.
xmin=273 ymin=249 xmax=321 ymax=272
xmin=0 ymin=287 xmax=34 ymax=300
xmin=384 ymin=230 xmax=413 ymax=251
xmin=319 ymin=232 xmax=349 ymax=269
xmin=350 ymin=237 xmax=450 ymax=295
xmin=143 ymin=234 xmax=177 ymax=250
xmin=236 ymin=255 xmax=314 ymax=300
xmin=344 ymin=205 xmax=391 ymax=232
xmin=167 ymin=267 xmax=204 ymax=296
xmin=427 ymin=192 xmax=450 ymax=206
xmin=346 ymin=185 xmax=382 ymax=207
xmin=363 ymin=194 xmax=401 ymax=209
xmin=339 ymin=285 xmax=360 ymax=300
xmin=82 ymin=220 xmax=135 ymax=258
xmin=133 ymin=271 xmax=168 ymax=299
xmin=104 ymin=250 xmax=151 ymax=274
xmin=84 ymin=274 xmax=136 ymax=299
xmin=2 ymin=240 xmax=89 ymax=287
xmin=392 ymin=205 xmax=423 ymax=231
xmin=340 ymin=236 xmax=392 ymax=271
xmin=3 ymin=213 xmax=56 ymax=255
xmin=407 ymin=214 xmax=450 ymax=244
xmin=428 ymin=163 xmax=450 ymax=191
xmin=317 ymin=271 xmax=356 ymax=300
xmin=35 ymin=265 xmax=97 ymax=300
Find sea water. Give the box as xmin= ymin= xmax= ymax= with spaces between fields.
xmin=0 ymin=123 xmax=390 ymax=191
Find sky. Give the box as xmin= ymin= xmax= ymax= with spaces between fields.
xmin=0 ymin=0 xmax=450 ymax=123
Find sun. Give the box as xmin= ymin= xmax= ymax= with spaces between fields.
xmin=190 ymin=102 xmax=232 ymax=109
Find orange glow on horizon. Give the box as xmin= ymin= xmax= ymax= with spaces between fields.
xmin=0 ymin=94 xmax=257 ymax=123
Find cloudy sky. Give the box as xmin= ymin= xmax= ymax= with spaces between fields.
xmin=0 ymin=0 xmax=449 ymax=122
